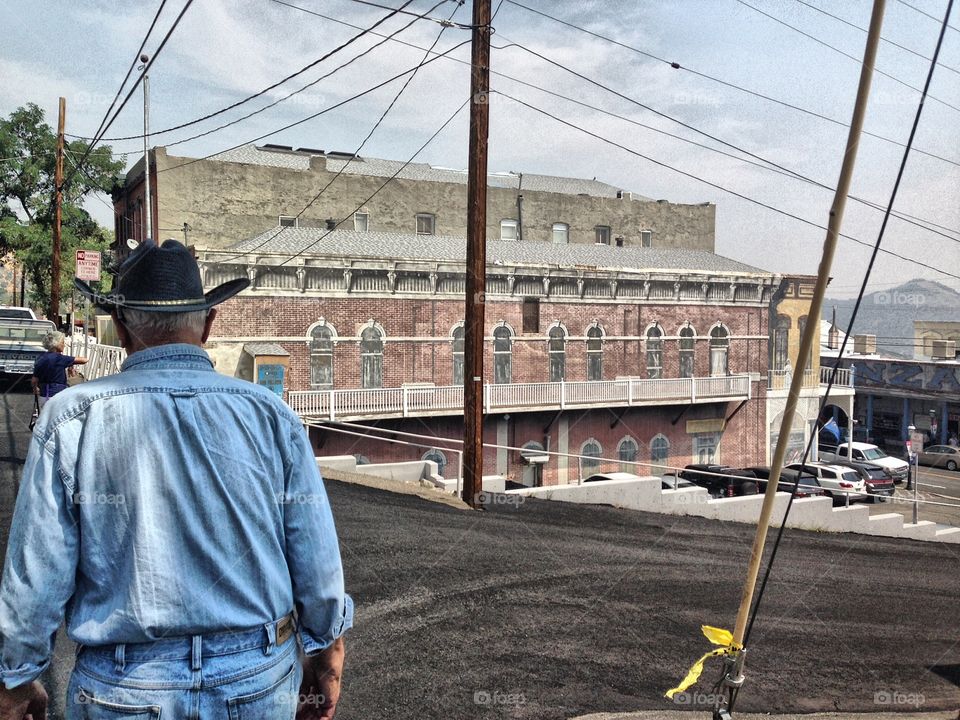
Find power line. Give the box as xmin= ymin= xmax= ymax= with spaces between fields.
xmin=493 ymin=89 xmax=960 ymax=282
xmin=502 ymin=0 xmax=960 ymax=169
xmin=275 ymin=0 xmax=960 ymax=242
xmin=61 ymin=0 xmax=195 ymax=193
xmin=346 ymin=0 xmax=473 ymax=28
xmin=68 ymin=0 xmax=426 ymax=145
xmin=895 ymin=0 xmax=960 ymax=33
xmin=494 ymin=36 xmax=960 ymax=247
xmin=791 ymin=0 xmax=960 ymax=77
xmin=154 ymin=0 xmax=451 ymax=151
xmin=226 ymin=1 xmax=463 ymax=266
xmin=735 ymin=0 xmax=960 ymax=115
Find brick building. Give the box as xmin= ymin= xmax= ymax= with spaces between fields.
xmin=112 ymin=144 xmax=715 ymax=254
xmin=199 ymin=228 xmax=798 ymax=485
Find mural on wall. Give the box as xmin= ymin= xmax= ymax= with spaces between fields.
xmin=854 ymin=361 xmax=960 ymax=395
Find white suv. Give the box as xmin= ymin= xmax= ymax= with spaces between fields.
xmin=786 ymin=462 xmax=867 ymax=504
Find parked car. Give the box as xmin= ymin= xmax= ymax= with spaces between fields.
xmin=917 ymin=445 xmax=960 ymax=472
xmin=819 ymin=442 xmax=909 ymax=484
xmin=785 ymin=462 xmax=868 ymax=505
xmin=738 ymin=466 xmax=826 ymax=498
xmin=584 ymin=472 xmax=642 ymax=484
xmin=660 ymin=472 xmax=697 ymax=490
xmin=830 ymin=460 xmax=895 ymax=502
xmin=679 ymin=464 xmax=759 ymax=498
xmin=0 ymin=306 xmax=37 ymax=321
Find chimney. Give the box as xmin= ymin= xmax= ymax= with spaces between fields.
xmin=853 ymin=334 xmax=876 ymax=355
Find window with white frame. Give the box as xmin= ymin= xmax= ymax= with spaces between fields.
xmin=595 ymin=225 xmax=611 ymax=245
xmin=279 ymin=215 xmax=298 ymax=228
xmin=586 ymin=323 xmax=603 ymax=381
xmin=552 ymin=222 xmax=569 ymax=244
xmin=452 ymin=324 xmax=464 ymax=385
xmin=646 ymin=324 xmax=663 ymax=379
xmin=493 ymin=324 xmax=513 ymax=384
xmin=709 ymin=325 xmax=730 ymax=376
xmin=640 ymin=229 xmax=653 ymax=247
xmin=617 ymin=437 xmax=638 ymax=472
xmin=360 ymin=324 xmax=384 ymax=388
xmin=500 ymin=219 xmax=518 ymax=241
xmin=415 ymin=213 xmax=435 ymax=235
xmin=694 ymin=433 xmax=720 ymax=464
xmin=308 ymin=321 xmax=336 ymax=388
xmin=679 ymin=325 xmax=696 ymax=378
xmin=548 ymin=324 xmax=566 ymax=382
xmin=354 ymin=212 xmax=369 ymax=232
xmin=581 ymin=439 xmax=602 ymax=478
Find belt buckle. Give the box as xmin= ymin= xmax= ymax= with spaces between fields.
xmin=276 ymin=615 xmax=294 ymax=646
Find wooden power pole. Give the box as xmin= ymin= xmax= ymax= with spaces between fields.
xmin=50 ymin=96 xmax=65 ymax=324
xmin=462 ymin=0 xmax=492 ymax=508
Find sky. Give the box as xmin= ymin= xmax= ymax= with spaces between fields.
xmin=2 ymin=0 xmax=959 ymax=299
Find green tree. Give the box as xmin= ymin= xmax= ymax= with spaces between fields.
xmin=0 ymin=102 xmax=124 ymax=314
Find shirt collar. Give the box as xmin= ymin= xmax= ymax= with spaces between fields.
xmin=121 ymin=343 xmax=214 ymax=372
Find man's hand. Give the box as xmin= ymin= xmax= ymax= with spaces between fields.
xmin=297 ymin=637 xmax=344 ymax=720
xmin=0 ymin=681 xmax=47 ymax=720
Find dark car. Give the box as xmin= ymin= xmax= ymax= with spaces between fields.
xmin=679 ymin=464 xmax=759 ymax=498
xmin=738 ymin=466 xmax=826 ymax=498
xmin=917 ymin=445 xmax=960 ymax=472
xmin=831 ymin=460 xmax=895 ymax=502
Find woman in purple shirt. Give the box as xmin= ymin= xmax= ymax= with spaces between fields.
xmin=31 ymin=331 xmax=87 ymax=407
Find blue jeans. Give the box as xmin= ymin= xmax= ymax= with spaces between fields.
xmin=66 ymin=618 xmax=302 ymax=719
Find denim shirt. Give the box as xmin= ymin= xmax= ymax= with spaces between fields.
xmin=0 ymin=344 xmax=353 ymax=688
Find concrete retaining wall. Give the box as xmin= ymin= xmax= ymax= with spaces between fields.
xmin=505 ymin=477 xmax=959 ymax=544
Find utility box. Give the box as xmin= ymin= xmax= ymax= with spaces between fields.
xmin=853 ymin=334 xmax=877 ymax=355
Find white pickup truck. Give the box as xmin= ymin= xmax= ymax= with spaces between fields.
xmin=819 ymin=442 xmax=910 ymax=484
xmin=0 ymin=308 xmax=55 ymax=376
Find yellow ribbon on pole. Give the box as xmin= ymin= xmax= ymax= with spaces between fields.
xmin=665 ymin=625 xmax=742 ymax=700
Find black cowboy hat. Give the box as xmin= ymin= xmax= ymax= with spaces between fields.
xmin=74 ymin=239 xmax=249 ymax=313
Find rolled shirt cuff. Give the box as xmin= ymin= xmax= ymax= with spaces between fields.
xmin=299 ymin=594 xmax=354 ymax=655
xmin=1 ymin=657 xmax=50 ymax=690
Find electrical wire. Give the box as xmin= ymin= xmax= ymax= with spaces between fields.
xmin=502 ymin=0 xmax=960 ymax=170
xmin=225 ymin=0 xmax=463 ymax=266
xmin=154 ymin=38 xmax=469 ymax=175
xmin=276 ymin=0 xmax=960 ymax=241
xmin=732 ymin=0 xmax=955 ymax=709
xmin=61 ymin=0 xmax=195 ymax=193
xmin=791 ymin=0 xmax=960 ymax=76
xmin=735 ymin=0 xmax=960 ymax=114
xmin=493 ymin=89 xmax=960 ymax=282
xmin=895 ymin=0 xmax=960 ymax=33
xmin=68 ymin=0 xmax=425 ymax=145
xmin=345 ymin=0 xmax=472 ymax=28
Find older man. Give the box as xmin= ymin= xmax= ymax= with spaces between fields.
xmin=0 ymin=240 xmax=352 ymax=720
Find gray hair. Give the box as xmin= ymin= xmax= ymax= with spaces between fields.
xmin=42 ymin=331 xmax=66 ymax=351
xmin=120 ymin=309 xmax=208 ymax=343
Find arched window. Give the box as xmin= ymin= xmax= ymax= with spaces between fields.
xmin=679 ymin=324 xmax=696 ymax=378
xmin=650 ymin=434 xmax=670 ymax=475
xmin=552 ymin=222 xmax=569 ymax=244
xmin=360 ymin=323 xmax=384 ymax=388
xmin=586 ymin=322 xmax=603 ymax=381
xmin=709 ymin=324 xmax=730 ymax=376
xmin=773 ymin=315 xmax=790 ymax=371
xmin=451 ymin=323 xmax=464 ymax=385
xmin=581 ymin=438 xmax=602 ymax=478
xmin=646 ymin=324 xmax=663 ymax=379
xmin=308 ymin=320 xmax=337 ymax=388
xmin=422 ymin=449 xmax=447 ymax=476
xmin=493 ymin=323 xmax=513 ymax=384
xmin=617 ymin=437 xmax=638 ymax=473
xmin=548 ymin=323 xmax=566 ymax=382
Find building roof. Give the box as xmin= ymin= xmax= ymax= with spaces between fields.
xmin=226 ymin=227 xmax=767 ymax=275
xmin=208 ymin=145 xmax=651 ymax=200
xmin=243 ymin=342 xmax=290 ymax=356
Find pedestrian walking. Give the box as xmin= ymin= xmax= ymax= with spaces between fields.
xmin=0 ymin=239 xmax=352 ymax=720
xmin=31 ymin=330 xmax=88 ymax=409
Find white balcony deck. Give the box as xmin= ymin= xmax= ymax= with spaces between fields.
xmin=766 ymin=367 xmax=855 ymax=396
xmin=288 ymin=375 xmax=753 ymax=421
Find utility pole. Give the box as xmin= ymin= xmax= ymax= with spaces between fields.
xmin=50 ymin=96 xmax=65 ymax=324
xmin=462 ymin=0 xmax=492 ymax=509
xmin=141 ymin=55 xmax=153 ymax=243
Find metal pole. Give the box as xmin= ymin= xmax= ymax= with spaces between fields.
xmin=461 ymin=0 xmax=492 ymax=509
xmin=51 ymin=96 xmax=65 ymax=324
xmin=142 ymin=68 xmax=153 ymax=243
xmin=912 ymin=455 xmax=919 ymax=525
xmin=732 ymin=0 xmax=887 ymax=647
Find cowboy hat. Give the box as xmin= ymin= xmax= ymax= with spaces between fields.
xmin=74 ymin=239 xmax=249 ymax=313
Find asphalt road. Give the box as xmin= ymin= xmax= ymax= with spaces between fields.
xmin=868 ymin=466 xmax=960 ymax=528
xmin=1 ymin=388 xmax=959 ymax=718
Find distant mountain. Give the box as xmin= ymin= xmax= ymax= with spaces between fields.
xmin=824 ymin=279 xmax=960 ymax=358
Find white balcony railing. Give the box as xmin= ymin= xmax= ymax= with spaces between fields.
xmin=820 ymin=365 xmax=853 ymax=387
xmin=65 ymin=339 xmax=126 ymax=381
xmin=766 ymin=366 xmax=854 ymax=392
xmin=287 ymin=374 xmax=752 ymax=420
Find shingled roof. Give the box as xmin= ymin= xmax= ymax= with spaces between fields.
xmin=226 ymin=227 xmax=767 ymax=275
